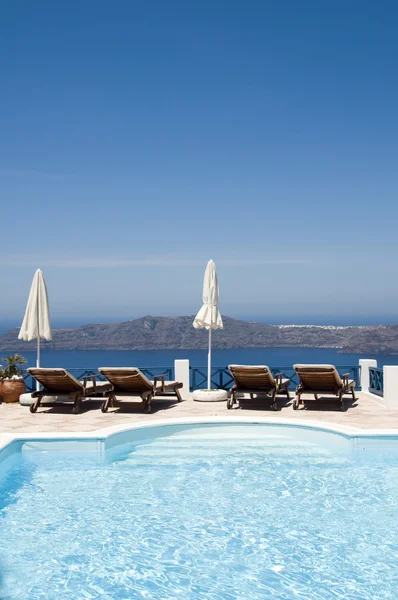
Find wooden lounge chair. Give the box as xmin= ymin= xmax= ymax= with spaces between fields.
xmin=27 ymin=368 xmax=112 ymax=414
xmin=98 ymin=367 xmax=183 ymax=413
xmin=293 ymin=364 xmax=356 ymax=411
xmin=227 ymin=365 xmax=290 ymax=411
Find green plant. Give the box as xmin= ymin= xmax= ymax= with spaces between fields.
xmin=1 ymin=354 xmax=27 ymax=379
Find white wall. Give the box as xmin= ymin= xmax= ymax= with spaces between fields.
xmin=359 ymin=359 xmax=377 ymax=394
xmin=383 ymin=366 xmax=398 ymax=409
xmin=174 ymin=359 xmax=190 ymax=399
xmin=360 ymin=359 xmax=398 ymax=409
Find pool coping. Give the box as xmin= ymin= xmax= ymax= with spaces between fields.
xmin=2 ymin=416 xmax=398 ymax=457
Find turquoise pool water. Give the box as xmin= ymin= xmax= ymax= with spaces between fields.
xmin=1 ymin=424 xmax=398 ymax=599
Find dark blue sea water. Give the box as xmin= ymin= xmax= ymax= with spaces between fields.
xmin=15 ymin=347 xmax=397 ymax=371
xmin=2 ymin=317 xmax=397 ymax=372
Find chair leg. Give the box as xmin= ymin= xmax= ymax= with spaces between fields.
xmin=101 ymin=393 xmax=113 ymax=413
xmin=339 ymin=390 xmax=344 ymax=411
xmin=227 ymin=390 xmax=234 ymax=409
xmin=285 ymin=385 xmax=290 ymax=400
xmin=271 ymin=389 xmax=278 ymax=411
xmin=314 ymin=393 xmax=319 ymax=401
xmin=72 ymin=394 xmax=82 ymax=415
xmin=143 ymin=392 xmax=153 ymax=414
xmin=351 ymin=386 xmax=356 ymax=401
xmin=293 ymin=392 xmax=300 ymax=410
xmin=30 ymin=393 xmax=44 ymax=413
xmin=174 ymin=386 xmax=183 ymax=402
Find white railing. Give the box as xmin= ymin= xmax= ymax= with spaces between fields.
xmin=19 ymin=358 xmax=398 ymax=409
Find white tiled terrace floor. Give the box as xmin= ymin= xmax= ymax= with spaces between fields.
xmin=0 ymin=391 xmax=395 ymax=433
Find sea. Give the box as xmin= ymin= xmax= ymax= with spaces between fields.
xmin=1 ymin=316 xmax=397 ymax=371
xmin=10 ymin=347 xmax=397 ymax=372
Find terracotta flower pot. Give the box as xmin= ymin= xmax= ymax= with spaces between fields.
xmin=2 ymin=379 xmax=26 ymax=403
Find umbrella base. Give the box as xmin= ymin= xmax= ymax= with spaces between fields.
xmin=192 ymin=389 xmax=228 ymax=402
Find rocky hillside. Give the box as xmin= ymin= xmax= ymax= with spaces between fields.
xmin=0 ymin=316 xmax=397 ymax=354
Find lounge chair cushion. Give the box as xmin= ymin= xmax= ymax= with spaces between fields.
xmin=27 ymin=368 xmax=111 ymax=396
xmin=293 ymin=364 xmax=349 ymax=390
xmin=28 ymin=368 xmax=83 ymax=393
xmin=228 ymin=365 xmax=278 ymax=390
xmin=98 ymin=367 xmax=153 ymax=391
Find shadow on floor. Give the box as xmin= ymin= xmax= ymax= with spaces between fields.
xmin=232 ymin=393 xmax=292 ymax=412
xmin=293 ymin=395 xmax=359 ymax=412
xmin=31 ymin=398 xmax=184 ymax=415
xmin=232 ymin=393 xmax=359 ymax=412
xmin=103 ymin=398 xmax=183 ymax=414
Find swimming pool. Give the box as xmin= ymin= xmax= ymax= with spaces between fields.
xmin=1 ymin=421 xmax=398 ymax=599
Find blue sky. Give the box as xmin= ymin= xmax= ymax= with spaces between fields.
xmin=1 ymin=0 xmax=398 ymax=325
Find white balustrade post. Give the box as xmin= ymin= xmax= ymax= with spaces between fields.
xmin=383 ymin=366 xmax=398 ymax=409
xmin=359 ymin=359 xmax=377 ymax=394
xmin=174 ymin=359 xmax=190 ymax=399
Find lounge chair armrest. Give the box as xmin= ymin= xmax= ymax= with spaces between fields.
xmin=31 ymin=391 xmax=41 ymax=398
xmin=83 ymin=375 xmax=97 ymax=392
xmin=273 ymin=372 xmax=285 ymax=383
xmin=341 ymin=372 xmax=351 ymax=378
xmin=153 ymin=374 xmax=166 ymax=392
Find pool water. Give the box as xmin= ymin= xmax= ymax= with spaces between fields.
xmin=1 ymin=424 xmax=398 ymax=599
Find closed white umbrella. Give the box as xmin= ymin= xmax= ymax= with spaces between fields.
xmin=18 ymin=269 xmax=52 ymax=389
xmin=193 ymin=260 xmax=223 ymax=389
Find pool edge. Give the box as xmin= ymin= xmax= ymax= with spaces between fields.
xmin=2 ymin=416 xmax=398 ymax=460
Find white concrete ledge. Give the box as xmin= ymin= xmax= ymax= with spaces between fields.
xmin=2 ymin=417 xmax=398 ymax=461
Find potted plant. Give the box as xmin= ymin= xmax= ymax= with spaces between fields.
xmin=0 ymin=354 xmax=27 ymax=403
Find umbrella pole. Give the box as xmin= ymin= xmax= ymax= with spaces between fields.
xmin=36 ymin=336 xmax=40 ymax=391
xmin=37 ymin=293 xmax=40 ymax=390
xmin=207 ymin=328 xmax=212 ymax=390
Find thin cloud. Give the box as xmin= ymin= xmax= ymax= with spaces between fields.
xmin=219 ymin=259 xmax=313 ymax=266
xmin=0 ymin=169 xmax=71 ymax=179
xmin=7 ymin=256 xmax=314 ymax=268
